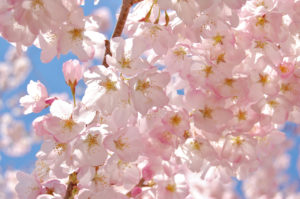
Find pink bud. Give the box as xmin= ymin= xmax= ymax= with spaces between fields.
xmin=62 ymin=59 xmax=84 ymax=85
xmin=142 ymin=164 xmax=153 ymax=180
xmin=45 ymin=97 xmax=57 ymax=106
xmin=131 ymin=187 xmax=142 ymax=197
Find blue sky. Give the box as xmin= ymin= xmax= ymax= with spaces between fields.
xmin=0 ymin=0 xmax=299 ymax=197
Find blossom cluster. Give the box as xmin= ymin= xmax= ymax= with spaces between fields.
xmin=1 ymin=0 xmax=300 ymax=198
xmin=0 ymin=0 xmax=109 ymax=62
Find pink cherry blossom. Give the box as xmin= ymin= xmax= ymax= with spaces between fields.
xmin=19 ymin=80 xmax=48 ymax=114
xmin=15 ymin=171 xmax=41 ymax=199
xmin=103 ymin=126 xmax=143 ymax=162
xmin=5 ymin=0 xmax=300 ymax=198
xmin=106 ymin=37 xmax=146 ymax=76
xmin=130 ymin=69 xmax=170 ymax=115
xmin=82 ymin=65 xmax=129 ymax=115
xmin=74 ymin=126 xmax=108 ymax=167
xmin=44 ymin=99 xmax=85 ymax=142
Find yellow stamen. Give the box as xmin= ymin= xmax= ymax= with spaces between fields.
xmin=202 ymin=65 xmax=213 ymax=77
xmin=31 ymin=0 xmax=44 ymax=9
xmin=183 ymin=130 xmax=190 ymax=139
xmin=224 ymin=78 xmax=235 ymax=87
xmin=279 ymin=64 xmax=289 ymax=73
xmin=199 ymin=106 xmax=213 ymax=119
xmin=255 ymin=41 xmax=267 ymax=49
xmin=256 ymin=15 xmax=268 ymax=27
xmin=232 ymin=136 xmax=244 ymax=146
xmin=69 ymin=28 xmax=84 ymax=41
xmin=63 ymin=119 xmax=75 ymax=131
xmin=166 ymin=183 xmax=176 ymax=192
xmin=217 ymin=53 xmax=225 ymax=64
xmin=92 ymin=174 xmax=106 ymax=185
xmin=84 ymin=134 xmax=99 ymax=149
xmin=170 ymin=114 xmax=181 ymax=126
xmin=149 ymin=25 xmax=162 ymax=37
xmin=173 ymin=47 xmax=187 ymax=60
xmin=114 ymin=137 xmax=127 ymax=151
xmin=268 ymin=100 xmax=278 ymax=107
xmin=256 ymin=1 xmax=266 ymax=7
xmin=236 ymin=110 xmax=247 ymax=121
xmin=213 ymin=34 xmax=224 ymax=45
xmin=280 ymin=83 xmax=291 ymax=92
xmin=191 ymin=140 xmax=202 ymax=150
xmin=119 ymin=57 xmax=131 ymax=69
xmin=101 ymin=79 xmax=117 ymax=92
xmin=135 ymin=80 xmax=150 ymax=92
xmin=258 ymin=73 xmax=269 ymax=86
xmin=55 ymin=143 xmax=67 ymax=155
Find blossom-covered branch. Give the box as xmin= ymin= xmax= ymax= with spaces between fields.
xmin=103 ymin=0 xmax=144 ymax=67
xmin=0 ymin=0 xmax=299 ymax=198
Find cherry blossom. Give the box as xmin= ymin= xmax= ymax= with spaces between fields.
xmin=19 ymin=80 xmax=49 ymax=114
xmin=1 ymin=0 xmax=299 ymax=198
xmin=44 ymin=99 xmax=85 ymax=142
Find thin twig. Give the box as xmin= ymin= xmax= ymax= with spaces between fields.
xmin=132 ymin=0 xmax=144 ymax=4
xmin=64 ymin=182 xmax=76 ymax=199
xmin=102 ymin=0 xmax=144 ymax=67
xmin=64 ymin=172 xmax=78 ymax=199
xmin=102 ymin=39 xmax=111 ymax=67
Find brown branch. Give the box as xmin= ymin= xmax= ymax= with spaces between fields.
xmin=64 ymin=172 xmax=78 ymax=199
xmin=132 ymin=0 xmax=144 ymax=4
xmin=102 ymin=0 xmax=144 ymax=67
xmin=102 ymin=39 xmax=111 ymax=67
xmin=63 ymin=183 xmax=76 ymax=199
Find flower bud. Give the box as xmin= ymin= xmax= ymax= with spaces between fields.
xmin=62 ymin=59 xmax=84 ymax=86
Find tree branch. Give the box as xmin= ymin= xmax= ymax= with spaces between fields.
xmin=63 ymin=182 xmax=76 ymax=199
xmin=64 ymin=172 xmax=78 ymax=199
xmin=102 ymin=0 xmax=144 ymax=67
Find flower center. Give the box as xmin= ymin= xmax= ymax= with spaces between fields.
xmin=63 ymin=118 xmax=75 ymax=131
xmin=166 ymin=183 xmax=176 ymax=192
xmin=279 ymin=64 xmax=289 ymax=73
xmin=149 ymin=25 xmax=162 ymax=37
xmin=170 ymin=114 xmax=181 ymax=126
xmin=101 ymin=79 xmax=117 ymax=92
xmin=216 ymin=53 xmax=225 ymax=64
xmin=224 ymin=78 xmax=235 ymax=87
xmin=84 ymin=134 xmax=99 ymax=149
xmin=232 ymin=136 xmax=244 ymax=146
xmin=119 ymin=57 xmax=131 ymax=69
xmin=69 ymin=28 xmax=84 ymax=41
xmin=258 ymin=73 xmax=269 ymax=86
xmin=199 ymin=106 xmax=213 ymax=119
xmin=202 ymin=65 xmax=213 ymax=77
xmin=213 ymin=34 xmax=224 ymax=45
xmin=173 ymin=47 xmax=187 ymax=60
xmin=31 ymin=0 xmax=44 ymax=9
xmin=114 ymin=137 xmax=127 ymax=151
xmin=55 ymin=143 xmax=67 ymax=155
xmin=135 ymin=80 xmax=151 ymax=92
xmin=255 ymin=40 xmax=267 ymax=49
xmin=280 ymin=83 xmax=291 ymax=93
xmin=236 ymin=110 xmax=247 ymax=121
xmin=92 ymin=173 xmax=107 ymax=185
xmin=191 ymin=140 xmax=202 ymax=151
xmin=256 ymin=15 xmax=268 ymax=27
